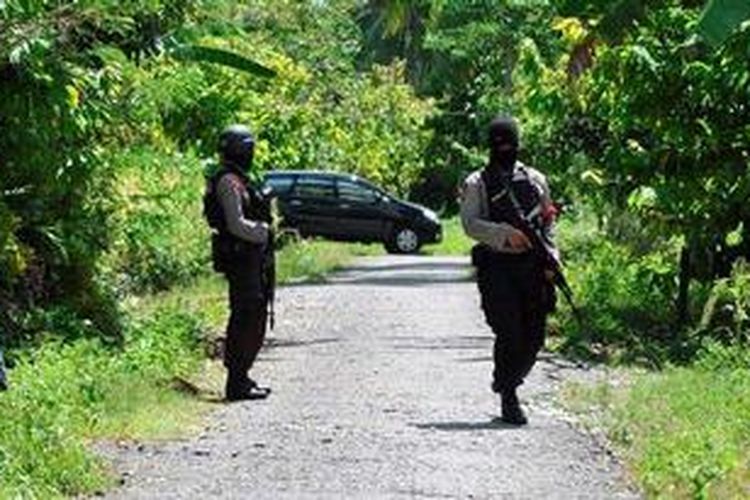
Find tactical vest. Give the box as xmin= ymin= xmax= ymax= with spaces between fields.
xmin=481 ymin=164 xmax=545 ymax=231
xmin=475 ymin=164 xmax=558 ymax=312
xmin=203 ymin=167 xmax=272 ymax=235
xmin=203 ymin=167 xmax=273 ymax=277
xmin=471 ymin=164 xmax=551 ymax=269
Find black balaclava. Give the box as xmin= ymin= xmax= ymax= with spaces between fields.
xmin=488 ymin=116 xmax=520 ymax=174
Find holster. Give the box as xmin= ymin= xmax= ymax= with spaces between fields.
xmin=211 ymin=233 xmax=261 ymax=274
xmin=471 ymin=243 xmax=492 ymax=269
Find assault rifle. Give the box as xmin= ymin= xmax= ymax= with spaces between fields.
xmin=259 ymin=186 xmax=277 ymax=331
xmin=500 ymin=177 xmax=585 ymax=329
xmin=263 ymin=231 xmax=276 ymax=331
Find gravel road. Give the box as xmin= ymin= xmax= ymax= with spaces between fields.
xmin=104 ymin=255 xmax=639 ymax=499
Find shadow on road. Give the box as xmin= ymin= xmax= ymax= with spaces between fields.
xmin=266 ymin=337 xmax=342 ymax=349
xmin=280 ymin=257 xmax=476 ymax=288
xmin=411 ymin=418 xmax=519 ymax=431
xmin=341 ymin=261 xmax=470 ymax=273
xmin=455 ymin=356 xmax=493 ymax=363
xmin=389 ymin=335 xmax=492 ymax=352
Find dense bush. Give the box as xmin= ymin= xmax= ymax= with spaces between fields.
xmin=555 ymin=214 xmax=679 ymax=364
xmin=0 ymin=305 xmax=205 ymax=497
xmin=0 ymin=0 xmax=434 ymax=346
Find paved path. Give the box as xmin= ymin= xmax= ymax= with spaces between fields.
xmin=105 ymin=256 xmax=638 ymax=499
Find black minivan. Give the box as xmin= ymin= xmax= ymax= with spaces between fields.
xmin=264 ymin=170 xmax=442 ymax=254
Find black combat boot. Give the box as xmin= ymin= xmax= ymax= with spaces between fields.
xmin=225 ymin=372 xmax=271 ymax=402
xmin=500 ymin=389 xmax=527 ymax=425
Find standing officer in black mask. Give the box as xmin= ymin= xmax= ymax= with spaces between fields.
xmin=460 ymin=116 xmax=559 ymax=425
xmin=204 ymin=124 xmax=274 ymax=401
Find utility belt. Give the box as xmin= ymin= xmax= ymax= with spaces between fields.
xmin=471 ymin=243 xmax=534 ymax=269
xmin=472 ymin=243 xmax=557 ymax=313
xmin=211 ymin=232 xmax=264 ymax=274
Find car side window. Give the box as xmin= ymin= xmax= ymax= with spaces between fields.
xmin=293 ymin=177 xmax=336 ymax=198
xmin=266 ymin=176 xmax=295 ymax=195
xmin=337 ymin=180 xmax=378 ymax=204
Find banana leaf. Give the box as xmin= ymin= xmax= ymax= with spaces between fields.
xmin=698 ymin=0 xmax=750 ymax=46
xmin=171 ymin=44 xmax=276 ymax=79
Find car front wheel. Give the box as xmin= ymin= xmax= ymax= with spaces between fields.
xmin=386 ymin=227 xmax=421 ymax=254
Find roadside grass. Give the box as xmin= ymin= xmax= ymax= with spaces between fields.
xmin=0 ymin=238 xmax=377 ymax=498
xmin=563 ymin=343 xmax=750 ymax=498
xmin=423 ymin=217 xmax=473 ymax=256
xmin=0 ymin=307 xmax=211 ymax=498
xmin=277 ymin=238 xmax=383 ymax=283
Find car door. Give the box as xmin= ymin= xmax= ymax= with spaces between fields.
xmin=286 ymin=175 xmax=339 ymax=237
xmin=335 ymin=179 xmax=388 ymax=240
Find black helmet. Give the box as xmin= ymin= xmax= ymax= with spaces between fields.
xmin=218 ymin=124 xmax=255 ymax=171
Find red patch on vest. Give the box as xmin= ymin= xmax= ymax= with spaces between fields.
xmin=542 ymin=201 xmax=559 ymax=224
xmin=226 ymin=174 xmax=246 ymax=195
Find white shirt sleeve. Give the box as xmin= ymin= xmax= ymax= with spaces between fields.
xmin=216 ymin=174 xmax=269 ymax=245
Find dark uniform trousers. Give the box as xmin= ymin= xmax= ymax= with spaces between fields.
xmin=477 ymin=252 xmax=548 ymax=394
xmin=224 ymin=263 xmax=268 ymax=376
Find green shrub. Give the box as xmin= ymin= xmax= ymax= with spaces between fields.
xmin=696 ymin=260 xmax=750 ymax=345
xmin=104 ymin=147 xmax=209 ymax=295
xmin=422 ymin=217 xmax=473 ymax=256
xmin=553 ymin=213 xmax=680 ymax=364
xmin=0 ymin=306 xmax=205 ymax=498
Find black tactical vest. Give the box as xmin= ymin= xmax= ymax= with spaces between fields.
xmin=481 ymin=165 xmax=544 ymax=230
xmin=203 ymin=167 xmax=272 ymax=279
xmin=204 ymin=167 xmax=272 ymax=235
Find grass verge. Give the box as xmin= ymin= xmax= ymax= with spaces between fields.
xmin=423 ymin=217 xmax=473 ymax=256
xmin=277 ymin=238 xmax=383 ymax=283
xmin=0 ymin=238 xmax=375 ymax=498
xmin=0 ymin=307 xmax=211 ymax=498
xmin=564 ymin=343 xmax=750 ymax=498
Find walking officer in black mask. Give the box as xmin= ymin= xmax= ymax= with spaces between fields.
xmin=203 ymin=124 xmax=275 ymax=401
xmin=460 ymin=116 xmax=559 ymax=425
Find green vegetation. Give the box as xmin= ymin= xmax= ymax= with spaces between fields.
xmin=1 ymin=0 xmax=749 ymax=497
xmin=0 ymin=305 xmax=208 ymax=497
xmin=565 ymin=343 xmax=750 ymax=499
xmin=277 ymin=239 xmax=383 ymax=283
xmin=423 ymin=217 xmax=473 ymax=256
xmin=0 ymin=237 xmax=371 ymax=498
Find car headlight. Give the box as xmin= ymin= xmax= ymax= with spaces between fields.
xmin=422 ymin=208 xmax=440 ymax=223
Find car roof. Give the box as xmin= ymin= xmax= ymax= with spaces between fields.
xmin=265 ymin=170 xmax=365 ymax=183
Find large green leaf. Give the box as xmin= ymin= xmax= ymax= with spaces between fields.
xmin=171 ymin=45 xmax=276 ymax=79
xmin=699 ymin=0 xmax=750 ymax=46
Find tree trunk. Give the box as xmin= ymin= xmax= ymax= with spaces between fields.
xmin=676 ymin=244 xmax=691 ymax=327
